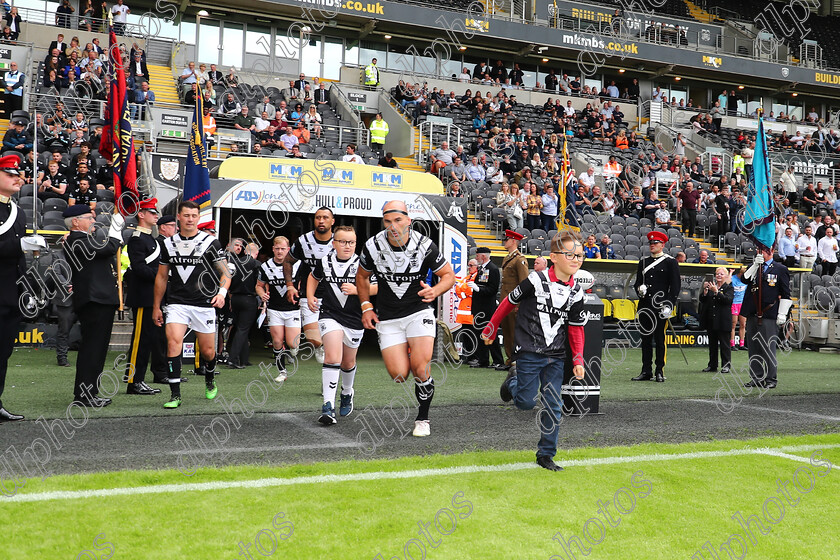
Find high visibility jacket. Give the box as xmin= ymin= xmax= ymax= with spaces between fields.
xmin=364 ymin=63 xmax=379 ymax=86
xmin=370 ymin=119 xmax=389 ymax=143
xmin=733 ymin=154 xmax=744 ymax=174
xmin=455 ymin=272 xmax=477 ymax=325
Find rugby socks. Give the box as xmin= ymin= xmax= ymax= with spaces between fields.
xmin=273 ymin=348 xmax=285 ymax=371
xmin=167 ymin=355 xmax=182 ymax=398
xmin=205 ymin=356 xmax=217 ymax=385
xmin=322 ymin=363 xmax=340 ymax=405
xmin=340 ymin=366 xmax=356 ymax=396
xmin=415 ymin=377 xmax=435 ymax=421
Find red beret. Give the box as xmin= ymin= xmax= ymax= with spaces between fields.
xmin=0 ymin=154 xmax=21 ymax=175
xmin=504 ymin=229 xmax=525 ymax=240
xmin=647 ymin=231 xmax=668 ymax=244
xmin=138 ymin=197 xmax=158 ymax=210
xmin=198 ymin=220 xmax=216 ymax=231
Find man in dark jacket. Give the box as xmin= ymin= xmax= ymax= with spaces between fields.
xmin=2 ymin=119 xmax=32 ymax=154
xmin=123 ymin=198 xmax=165 ymax=394
xmin=63 ymin=204 xmax=123 ymax=407
xmin=699 ymin=267 xmax=734 ymax=374
xmin=468 ymin=247 xmax=506 ymax=370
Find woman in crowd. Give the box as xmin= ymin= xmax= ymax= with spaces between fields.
xmin=699 ymin=267 xmax=734 ymax=373
xmin=507 ymin=184 xmax=525 ymax=229
xmin=304 ymin=105 xmax=322 ymax=139
xmin=526 ymin=183 xmax=543 ymax=230
xmin=729 ymin=266 xmax=747 ymax=351
xmin=5 ymin=6 xmax=21 ymax=40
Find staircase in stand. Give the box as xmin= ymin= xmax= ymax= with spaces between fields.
xmin=682 ymin=0 xmax=721 ymax=23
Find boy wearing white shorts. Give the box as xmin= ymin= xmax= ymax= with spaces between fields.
xmin=257 ymin=236 xmax=301 ymax=382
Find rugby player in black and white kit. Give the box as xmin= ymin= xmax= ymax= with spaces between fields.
xmin=307 ymin=226 xmax=378 ymax=425
xmin=356 ymin=201 xmax=456 ymax=437
xmin=256 ymin=236 xmax=301 ymax=383
xmin=283 ymin=207 xmax=334 ymax=364
xmin=153 ymin=201 xmax=230 ymax=409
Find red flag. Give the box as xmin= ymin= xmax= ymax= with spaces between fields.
xmin=99 ymin=29 xmax=138 ymax=216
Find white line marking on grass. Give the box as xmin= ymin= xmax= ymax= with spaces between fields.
xmin=5 ymin=444 xmax=839 ymax=504
xmin=687 ymin=399 xmax=840 ymax=422
xmin=758 ymin=450 xmax=814 ymax=464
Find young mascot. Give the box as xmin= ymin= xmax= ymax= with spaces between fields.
xmin=307 ymin=226 xmax=377 ymax=424
xmin=483 ymin=231 xmax=587 ymax=472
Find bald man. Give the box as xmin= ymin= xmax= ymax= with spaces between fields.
xmin=357 ymin=201 xmax=456 ymax=437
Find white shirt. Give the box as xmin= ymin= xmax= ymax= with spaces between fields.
xmin=111 ymin=4 xmax=129 ymax=22
xmin=342 ymin=154 xmax=364 ymax=164
xmin=563 ymin=105 xmax=576 ymax=117
xmin=578 ymin=171 xmax=595 ymax=188
xmin=254 ymin=117 xmax=270 ymax=132
xmin=796 ymin=234 xmax=817 ymax=256
xmin=818 ymin=236 xmax=838 ymax=262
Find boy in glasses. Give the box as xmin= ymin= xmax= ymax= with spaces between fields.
xmin=482 ymin=231 xmax=588 ymax=472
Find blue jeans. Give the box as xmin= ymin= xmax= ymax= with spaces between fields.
xmin=508 ymin=351 xmax=565 ymax=459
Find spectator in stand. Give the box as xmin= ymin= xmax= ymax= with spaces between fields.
xmin=203 ymin=106 xmax=216 ymax=147
xmin=779 ymin=165 xmax=797 ymax=205
xmin=818 ymin=227 xmax=839 ymax=276
xmin=655 ymin=200 xmax=670 ymax=226
xmin=56 ymin=0 xmax=74 ymax=28
xmin=801 ymin=183 xmax=818 ymax=215
xmin=179 ymin=61 xmax=199 ymax=95
xmin=292 ymin=122 xmax=310 ymax=144
xmin=2 ymin=118 xmax=31 ymax=154
xmin=816 ymin=215 xmax=838 ymax=240
xmin=505 ymin=185 xmax=525 ymax=229
xmin=342 ymin=143 xmax=364 ymax=164
xmin=234 ymin=106 xmax=256 ymax=134
xmin=448 ymin=181 xmax=463 ymax=198
xmin=677 ymin=181 xmax=701 ymax=237
xmin=710 ymin=102 xmax=724 ymax=134
xmin=429 ymin=141 xmax=456 ymax=176
xmin=525 ymin=184 xmax=543 ymax=230
xmin=778 ymin=227 xmax=798 ymax=267
xmin=225 ymin=68 xmax=240 ymax=89
xmin=541 ymin=184 xmax=558 ymax=231
xmin=796 ymin=226 xmax=818 ymax=270
xmin=583 ymin=235 xmax=601 ymax=259
xmin=278 ymin=126 xmax=298 ymax=152
xmin=38 ymin=160 xmax=68 ymax=200
xmin=466 ymin=156 xmax=485 ymax=183
xmin=599 ymin=235 xmax=616 ymax=259
xmin=253 ymin=111 xmax=271 ymax=133
xmin=217 ymin=93 xmax=240 ymax=117
xmin=5 ymin=7 xmax=21 ymax=40
xmin=68 ymin=178 xmax=96 ymax=210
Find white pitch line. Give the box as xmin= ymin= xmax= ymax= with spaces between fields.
xmin=4 ymin=444 xmax=839 ymax=504
xmin=759 ymin=450 xmax=814 ymax=464
xmin=687 ymin=399 xmax=840 ymax=422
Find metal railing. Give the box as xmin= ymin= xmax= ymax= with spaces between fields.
xmin=328 ymin=83 xmax=362 ymax=126
xmin=417 ymin=121 xmax=462 ymax=166
xmin=16 ymin=5 xmax=150 ymax=37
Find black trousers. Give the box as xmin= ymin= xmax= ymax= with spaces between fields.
xmin=228 ymin=294 xmax=258 ymax=366
xmin=5 ymin=93 xmax=22 ymax=114
xmin=823 ymin=261 xmax=837 ymax=276
xmin=75 ymin=303 xmax=116 ymax=399
xmin=746 ymin=316 xmax=778 ymax=383
xmin=55 ymin=304 xmax=77 ymax=362
xmin=372 ymin=142 xmax=385 ymax=155
xmin=471 ymin=324 xmax=504 ymax=366
xmin=681 ymin=208 xmax=697 ymax=237
xmin=124 ymin=306 xmax=167 ymax=383
xmin=639 ymin=307 xmax=668 ymax=374
xmin=707 ymin=328 xmax=731 ymax=369
xmin=0 ymin=306 xmax=21 ymax=409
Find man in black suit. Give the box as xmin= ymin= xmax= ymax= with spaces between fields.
xmin=122 ymin=198 xmax=165 ymax=395
xmin=207 ymin=64 xmax=224 ymax=85
xmin=0 ymin=154 xmax=34 ymax=422
xmin=62 ymin=204 xmax=123 ymax=407
xmin=127 ymin=53 xmax=149 ymax=90
xmin=739 ymin=248 xmax=791 ymax=389
xmin=47 ymin=34 xmax=66 ymax=56
xmin=314 ymin=83 xmax=330 ymax=106
xmin=468 ymin=247 xmax=506 ymax=370
xmin=293 ymin=73 xmax=309 ymax=92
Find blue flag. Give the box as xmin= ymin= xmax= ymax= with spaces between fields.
xmin=743 ymin=117 xmax=775 ymax=251
xmin=184 ymin=92 xmax=211 ymax=223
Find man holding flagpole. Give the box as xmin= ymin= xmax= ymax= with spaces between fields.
xmin=740 ymin=114 xmax=791 ymax=390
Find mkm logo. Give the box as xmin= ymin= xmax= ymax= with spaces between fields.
xmin=322 ymin=168 xmax=354 ymax=184
xmin=269 ymin=164 xmax=303 ymax=179
xmin=372 ymin=172 xmax=403 ymax=189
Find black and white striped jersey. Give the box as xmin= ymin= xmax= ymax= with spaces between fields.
xmin=311 ymin=253 xmax=376 ymax=330
xmin=359 ymin=230 xmax=447 ymax=321
xmin=160 ymin=231 xmax=225 ymax=308
xmin=258 ymin=258 xmax=301 ymax=311
xmin=508 ymin=270 xmax=587 ymax=357
xmin=290 ymin=231 xmax=333 ymax=299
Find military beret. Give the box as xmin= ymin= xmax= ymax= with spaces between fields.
xmin=63 ymin=205 xmax=93 ymax=218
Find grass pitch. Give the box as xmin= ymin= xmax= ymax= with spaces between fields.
xmin=2 ymin=435 xmax=839 ymax=559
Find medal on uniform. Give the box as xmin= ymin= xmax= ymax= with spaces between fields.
xmin=767 ymin=274 xmax=777 ymax=287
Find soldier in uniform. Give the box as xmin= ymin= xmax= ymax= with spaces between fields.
xmin=739 ymin=248 xmax=791 ymax=389
xmin=499 ymin=229 xmax=529 ymax=367
xmin=152 ymin=215 xmax=178 ymax=384
xmin=63 ymin=204 xmax=124 ymax=407
xmin=467 ymin=247 xmax=506 ymax=370
xmin=0 ymin=154 xmax=39 ymax=422
xmin=632 ymin=231 xmax=681 ymax=383
xmin=122 ymin=197 xmax=164 ymax=395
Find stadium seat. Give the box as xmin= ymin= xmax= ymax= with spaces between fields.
xmin=526 ymin=239 xmax=545 ymax=256
xmin=612 ymin=299 xmax=636 ymax=321
xmin=608 ymin=285 xmax=623 ymax=299
xmin=593 ymin=285 xmax=608 ymax=299
xmin=44 ymin=198 xmax=68 ymax=213
xmin=490 ymin=208 xmax=507 ymax=234
xmin=530 ymin=229 xmax=547 ymax=241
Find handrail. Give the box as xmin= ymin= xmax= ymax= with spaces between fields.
xmin=655 ymin=122 xmax=706 ymax=154
xmin=417 ymin=120 xmax=462 ymax=166
xmin=328 ymin=83 xmax=362 ymax=126
xmin=15 ymin=5 xmax=150 ymax=38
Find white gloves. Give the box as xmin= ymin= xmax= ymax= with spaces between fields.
xmin=744 ymin=254 xmax=764 ymax=281
xmin=777 ymin=299 xmax=793 ymax=326
xmin=660 ymin=304 xmax=673 ymax=319
xmin=108 ymin=213 xmax=125 ymax=241
xmin=467 ymin=281 xmax=479 ymax=292
xmin=20 ymin=235 xmax=47 ymax=251
xmin=638 ymin=284 xmax=648 ymax=297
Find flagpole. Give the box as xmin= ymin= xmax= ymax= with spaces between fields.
xmin=32 ymin=108 xmax=38 ymax=233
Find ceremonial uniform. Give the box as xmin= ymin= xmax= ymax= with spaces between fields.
xmin=500 ymin=239 xmax=529 ymax=365
xmin=471 ymin=255 xmax=504 ymax=368
xmin=64 ymin=209 xmax=121 ymax=403
xmin=633 ymin=232 xmax=681 ymax=381
xmin=0 ymin=189 xmax=26 ymax=419
xmin=124 ymin=225 xmax=167 ymax=387
xmin=740 ymin=259 xmax=790 ymax=387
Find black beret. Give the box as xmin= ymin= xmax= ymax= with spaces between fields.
xmin=157 ymin=215 xmax=176 ymax=226
xmin=63 ymin=205 xmax=93 ymax=218
xmin=476 ymin=247 xmax=491 ymax=254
